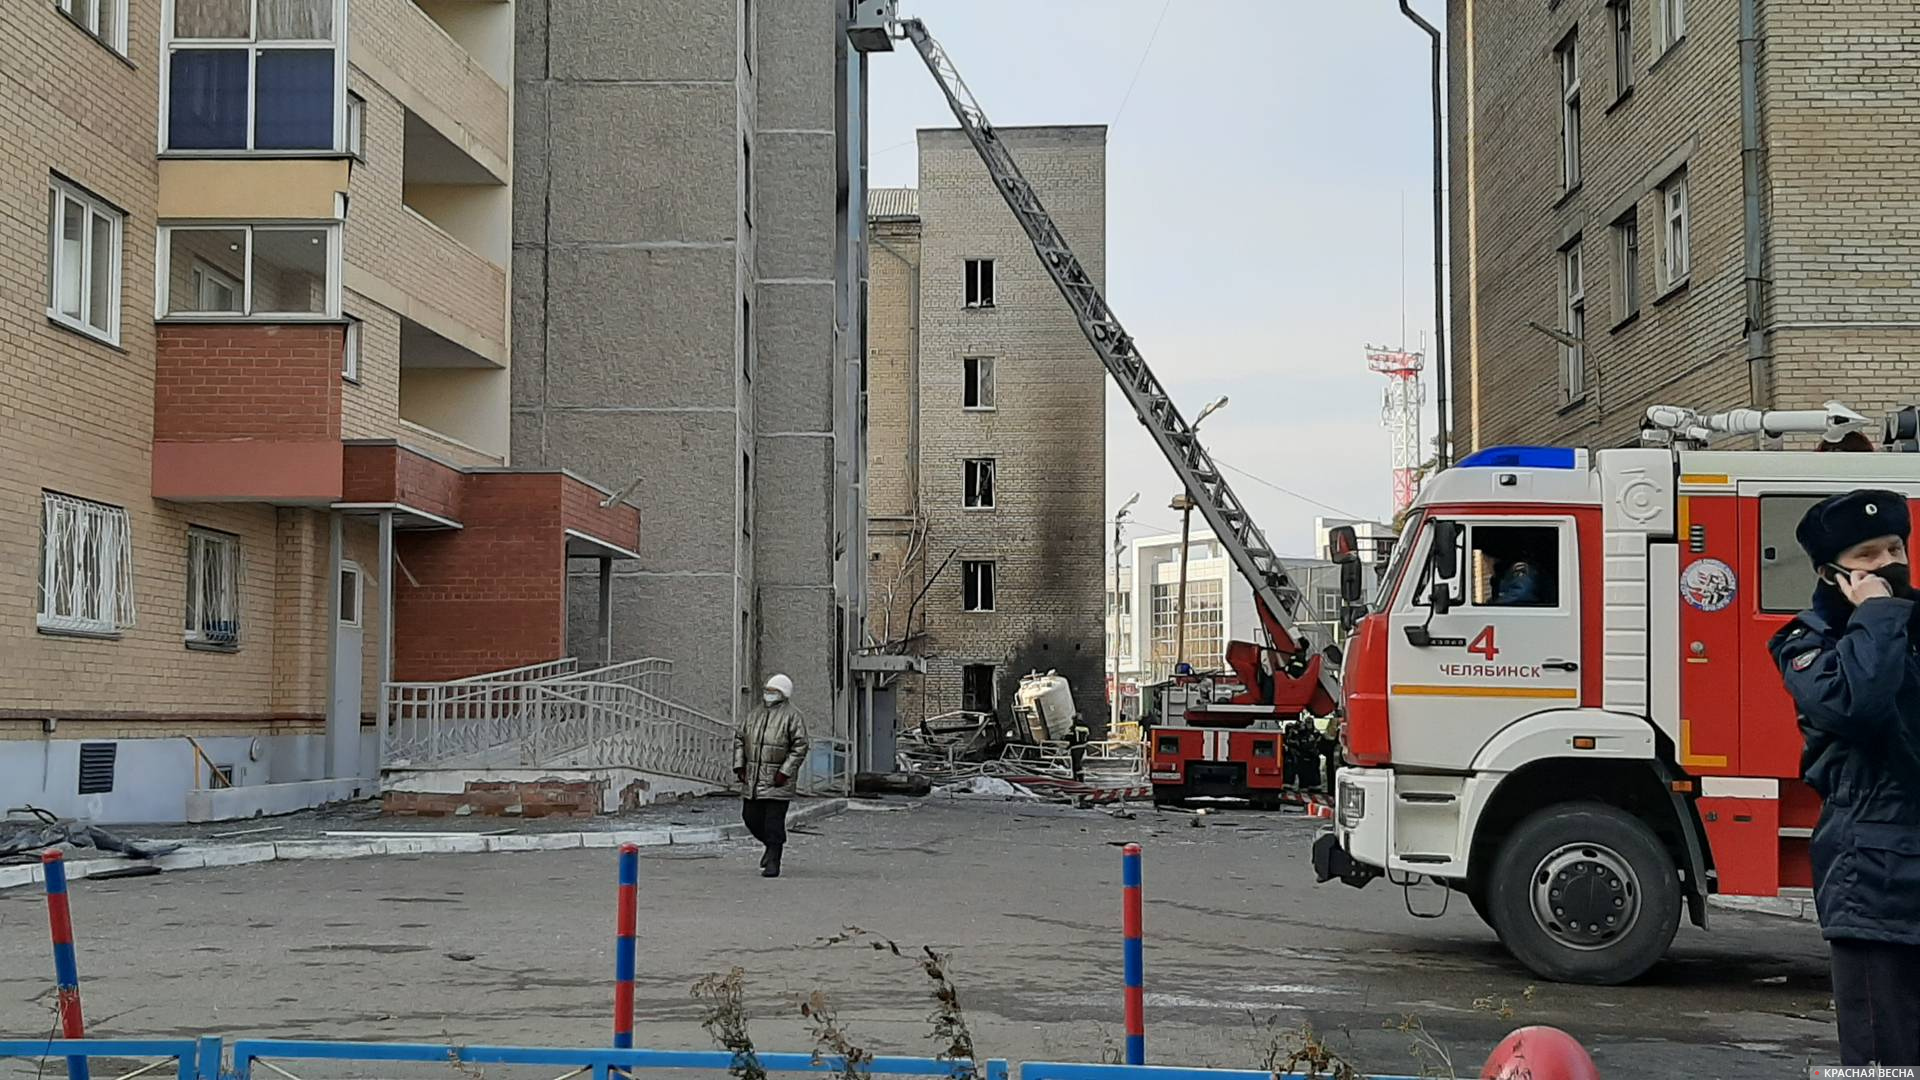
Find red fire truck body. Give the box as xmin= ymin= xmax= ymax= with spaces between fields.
xmin=1315 ymin=440 xmax=1920 ymax=984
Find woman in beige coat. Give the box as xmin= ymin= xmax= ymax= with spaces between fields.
xmin=734 ymin=673 xmax=809 ymax=878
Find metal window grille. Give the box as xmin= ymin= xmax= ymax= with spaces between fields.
xmin=187 ymin=527 xmax=243 ymax=646
xmin=39 ymin=492 xmax=136 ymax=634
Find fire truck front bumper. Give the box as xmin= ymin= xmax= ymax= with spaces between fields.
xmin=1312 ymin=768 xmax=1390 ymax=889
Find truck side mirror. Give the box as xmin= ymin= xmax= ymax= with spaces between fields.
xmin=1430 ymin=520 xmax=1460 ymax=581
xmin=1338 ymin=560 xmax=1364 ymax=605
xmin=1328 ymin=525 xmax=1359 ymax=564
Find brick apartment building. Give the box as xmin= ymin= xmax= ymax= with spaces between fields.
xmin=865 ymin=126 xmax=1109 ymax=729
xmin=1449 ymin=0 xmax=1920 ymax=451
xmin=2 ymin=0 xmax=638 ymax=822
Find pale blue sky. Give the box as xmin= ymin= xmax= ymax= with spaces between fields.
xmin=868 ymin=0 xmax=1447 ymax=555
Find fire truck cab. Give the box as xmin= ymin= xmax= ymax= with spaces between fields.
xmin=1314 ymin=437 xmax=1920 ymax=984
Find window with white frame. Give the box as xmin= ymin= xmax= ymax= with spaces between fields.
xmin=964 ymin=259 xmax=995 ymax=308
xmin=342 ymin=315 xmax=361 ymax=381
xmin=161 ymin=224 xmax=341 ymax=317
xmin=1558 ymin=30 xmax=1582 ymax=191
xmin=186 ymin=527 xmax=243 ymax=647
xmin=1561 ymin=240 xmax=1586 ymax=401
xmin=165 ymin=0 xmax=346 ymax=152
xmin=47 ymin=179 xmax=124 ymax=344
xmin=963 ymin=356 xmax=995 ymax=409
xmin=1613 ymin=210 xmax=1641 ymax=319
xmin=962 ymin=560 xmax=996 ymax=612
xmin=345 ymin=92 xmax=365 ymax=158
xmin=963 ymin=458 xmax=995 ymax=509
xmin=1657 ymin=0 xmax=1687 ymax=53
xmin=1611 ymin=1 xmax=1633 ymax=98
xmin=55 ymin=0 xmax=127 ymax=53
xmin=1659 ymin=170 xmax=1690 ymax=290
xmin=39 ymin=491 xmax=136 ymax=636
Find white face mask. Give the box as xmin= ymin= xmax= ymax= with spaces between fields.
xmin=763 ymin=692 xmax=783 ymax=706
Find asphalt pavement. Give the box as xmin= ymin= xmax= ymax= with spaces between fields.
xmin=0 ymin=798 xmax=1837 ymax=1078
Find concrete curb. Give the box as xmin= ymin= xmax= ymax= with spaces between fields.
xmin=0 ymin=799 xmax=848 ymax=892
xmin=1709 ymin=893 xmax=1819 ymax=923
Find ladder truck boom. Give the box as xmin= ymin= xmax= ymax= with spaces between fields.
xmin=896 ymin=18 xmax=1337 ymax=716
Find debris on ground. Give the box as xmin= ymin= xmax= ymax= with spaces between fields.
xmin=0 ymin=806 xmax=183 ymax=862
xmin=853 ymin=772 xmax=934 ymax=797
xmin=933 ymin=776 xmax=1041 ymax=801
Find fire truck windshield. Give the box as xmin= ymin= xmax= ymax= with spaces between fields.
xmin=1371 ymin=510 xmax=1422 ymax=614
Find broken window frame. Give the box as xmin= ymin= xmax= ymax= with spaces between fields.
xmin=963 ymin=457 xmax=996 ymax=509
xmin=186 ymin=526 xmax=244 ymax=648
xmin=963 ymin=355 xmax=996 ymax=410
xmin=39 ymin=490 xmax=137 ymax=637
xmin=961 ymin=663 xmax=995 ymax=713
xmin=961 ymin=559 xmax=996 ymax=613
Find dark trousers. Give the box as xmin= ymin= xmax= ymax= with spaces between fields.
xmin=1832 ymin=940 xmax=1920 ymax=1065
xmin=741 ymin=798 xmax=789 ymax=852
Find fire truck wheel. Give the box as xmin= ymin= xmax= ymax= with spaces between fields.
xmin=1487 ymin=802 xmax=1682 ymax=986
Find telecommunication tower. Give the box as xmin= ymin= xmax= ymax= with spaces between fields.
xmin=1366 ymin=345 xmax=1427 ymax=514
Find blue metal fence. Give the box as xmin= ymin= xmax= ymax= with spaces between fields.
xmin=1 ymin=1039 xmax=1416 ymax=1080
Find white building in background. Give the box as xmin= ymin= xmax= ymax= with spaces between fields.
xmin=1105 ymin=530 xmax=1344 ymax=690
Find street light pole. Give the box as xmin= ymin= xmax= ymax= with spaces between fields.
xmin=1111 ymin=493 xmax=1139 ymax=732
xmin=1170 ymin=493 xmax=1194 ymax=674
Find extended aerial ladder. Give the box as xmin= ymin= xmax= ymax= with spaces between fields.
xmin=872 ymin=14 xmax=1337 ymax=718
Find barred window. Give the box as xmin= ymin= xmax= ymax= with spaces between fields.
xmin=39 ymin=492 xmax=136 ymax=636
xmin=186 ymin=527 xmax=243 ymax=647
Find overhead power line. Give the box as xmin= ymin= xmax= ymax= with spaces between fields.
xmin=1212 ymin=460 xmax=1364 ymax=521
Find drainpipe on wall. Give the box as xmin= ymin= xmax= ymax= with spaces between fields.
xmin=1399 ymin=0 xmax=1450 ymax=468
xmin=377 ymin=509 xmax=394 ymax=775
xmin=1740 ymin=0 xmax=1771 ymax=411
xmin=324 ymin=511 xmax=343 ymax=780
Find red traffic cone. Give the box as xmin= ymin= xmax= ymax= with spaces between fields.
xmin=1481 ymin=1026 xmax=1598 ymax=1080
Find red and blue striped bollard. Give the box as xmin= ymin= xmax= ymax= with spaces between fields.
xmin=613 ymin=843 xmax=639 ymax=1049
xmin=1121 ymin=843 xmax=1145 ymax=1065
xmin=42 ymin=851 xmax=91 ymax=1080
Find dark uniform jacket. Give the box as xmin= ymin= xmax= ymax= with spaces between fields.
xmin=1770 ymin=595 xmax=1920 ymax=945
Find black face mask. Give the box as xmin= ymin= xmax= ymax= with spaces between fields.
xmin=1826 ymin=562 xmax=1915 ymax=600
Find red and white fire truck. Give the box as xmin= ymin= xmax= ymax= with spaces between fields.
xmin=1314 ymin=402 xmax=1920 ymax=984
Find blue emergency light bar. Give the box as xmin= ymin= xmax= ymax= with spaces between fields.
xmin=1455 ymin=446 xmax=1578 ymax=470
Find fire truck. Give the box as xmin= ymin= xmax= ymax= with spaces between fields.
xmin=1313 ymin=401 xmax=1920 ymax=984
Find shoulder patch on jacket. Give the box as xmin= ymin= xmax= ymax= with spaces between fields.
xmin=1791 ymin=648 xmax=1821 ymax=671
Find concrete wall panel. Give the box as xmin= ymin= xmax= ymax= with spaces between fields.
xmin=584 ymin=573 xmax=742 ymax=722
xmin=755 ymin=0 xmax=836 ymax=131
xmin=551 ymin=1 xmax=735 ymax=83
xmin=753 ymin=131 xmax=837 ymax=279
xmin=512 ymin=80 xmax=549 ymax=248
xmin=754 ymin=436 xmax=833 ymax=585
xmin=753 ymin=281 xmax=835 ymax=433
xmin=757 ymin=584 xmax=836 ymax=736
xmin=547 ymin=246 xmax=738 ymax=408
xmin=548 ymin=84 xmax=737 ymax=245
xmin=511 ymin=248 xmax=546 ymax=409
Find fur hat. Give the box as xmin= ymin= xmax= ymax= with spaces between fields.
xmin=1795 ymin=490 xmax=1911 ymax=567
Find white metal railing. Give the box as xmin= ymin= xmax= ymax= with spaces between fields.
xmin=522 ymin=678 xmax=733 ymax=785
xmin=384 ymin=658 xmax=682 ymax=770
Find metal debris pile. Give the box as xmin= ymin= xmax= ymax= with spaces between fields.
xmin=894 ymin=712 xmax=1150 ymax=806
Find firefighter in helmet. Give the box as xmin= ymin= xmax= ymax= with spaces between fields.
xmin=1772 ymin=490 xmax=1920 ymax=1065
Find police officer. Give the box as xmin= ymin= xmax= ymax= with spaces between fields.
xmin=1771 ymin=489 xmax=1920 ymax=1065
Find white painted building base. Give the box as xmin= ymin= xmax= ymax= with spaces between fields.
xmin=185 ymin=778 xmax=378 ymax=823
xmin=381 ymin=767 xmax=720 ymax=813
xmin=0 ymin=731 xmax=379 ymax=824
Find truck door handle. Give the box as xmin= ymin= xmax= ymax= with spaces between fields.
xmin=1544 ymin=660 xmax=1579 ymax=672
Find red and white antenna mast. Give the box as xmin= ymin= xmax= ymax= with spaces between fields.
xmin=1366 ymin=345 xmax=1427 ymax=514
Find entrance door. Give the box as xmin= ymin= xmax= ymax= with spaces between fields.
xmin=330 ymin=562 xmax=364 ymax=779
xmin=1386 ymin=515 xmax=1584 ymax=770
